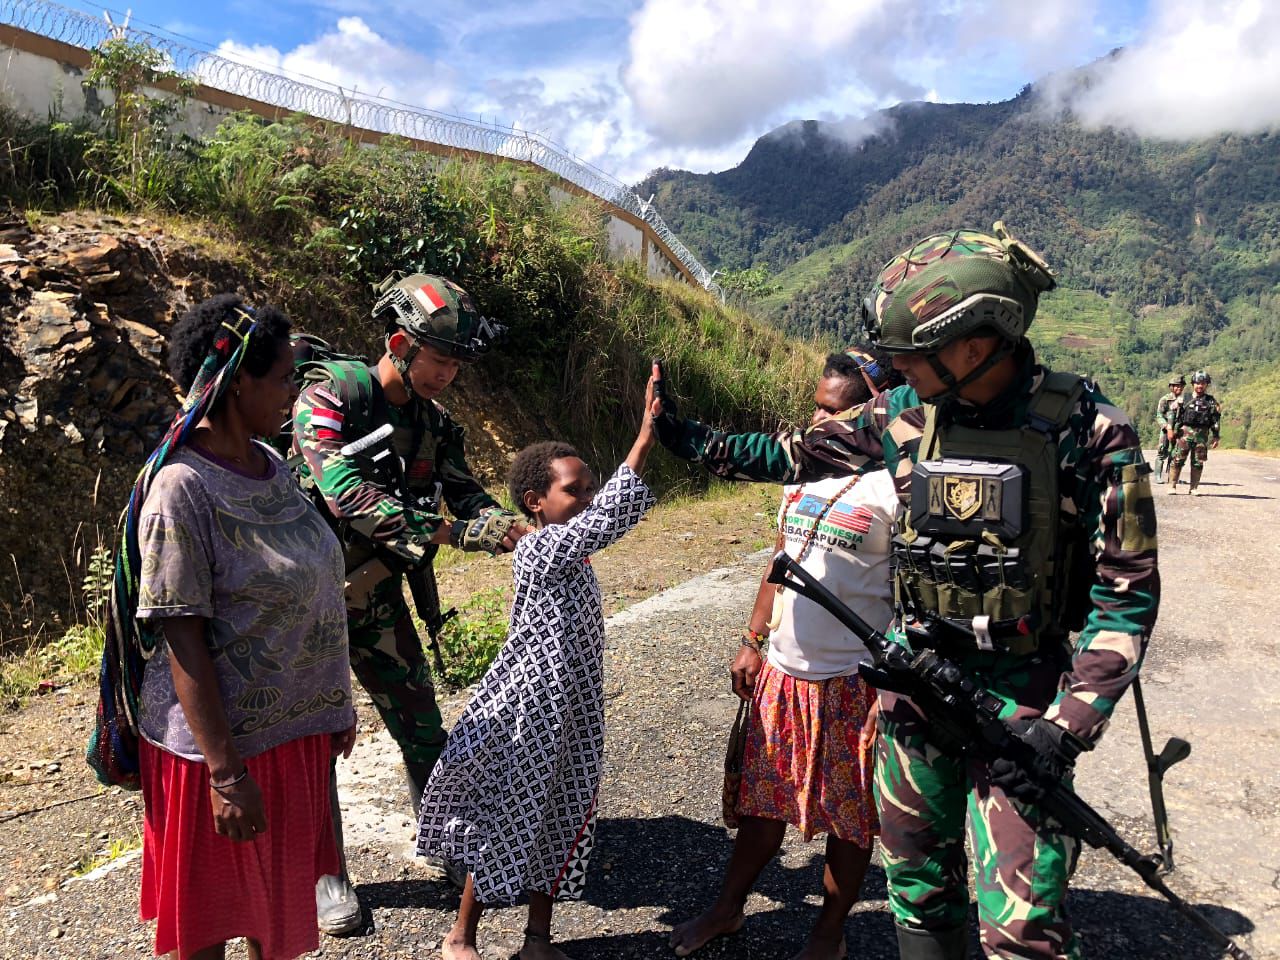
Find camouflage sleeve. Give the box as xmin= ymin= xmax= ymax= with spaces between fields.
xmin=293 ymin=381 xmax=442 ymax=565
xmin=1155 ymin=396 xmax=1171 ymax=428
xmin=663 ymin=386 xmax=920 ymax=485
xmin=1043 ymin=391 xmax=1160 ymax=746
xmin=432 ymin=405 xmax=500 ymax=521
xmin=1212 ymin=399 xmax=1222 ymax=438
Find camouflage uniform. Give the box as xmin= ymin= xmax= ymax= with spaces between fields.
xmin=1154 ymin=389 xmax=1182 ymax=475
xmin=658 ymin=227 xmax=1159 ymax=960
xmin=1170 ymin=389 xmax=1221 ymax=492
xmin=294 ymin=364 xmax=500 ymax=769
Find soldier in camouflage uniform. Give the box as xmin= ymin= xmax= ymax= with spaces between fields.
xmin=293 ymin=274 xmax=524 ymax=933
xmin=653 ymin=225 xmax=1159 ymax=960
xmin=1153 ymin=373 xmax=1184 ymax=483
xmin=1168 ymin=370 xmax=1221 ymax=496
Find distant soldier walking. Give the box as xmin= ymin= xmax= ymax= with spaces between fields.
xmin=1169 ymin=370 xmax=1221 ymax=495
xmin=1154 ymin=373 xmax=1184 ymax=483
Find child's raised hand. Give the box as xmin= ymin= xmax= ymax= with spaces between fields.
xmin=625 ymin=364 xmax=661 ymax=472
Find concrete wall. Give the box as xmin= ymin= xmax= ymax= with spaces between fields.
xmin=0 ymin=25 xmax=699 ymax=287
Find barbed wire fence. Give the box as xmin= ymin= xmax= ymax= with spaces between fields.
xmin=0 ymin=0 xmax=723 ymax=298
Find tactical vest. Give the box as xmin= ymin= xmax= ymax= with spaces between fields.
xmin=294 ymin=359 xmax=440 ymax=572
xmin=892 ymin=371 xmax=1085 ymax=656
xmin=1179 ymin=393 xmax=1217 ymax=429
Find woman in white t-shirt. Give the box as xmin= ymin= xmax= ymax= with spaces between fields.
xmin=671 ymin=350 xmax=899 ymax=960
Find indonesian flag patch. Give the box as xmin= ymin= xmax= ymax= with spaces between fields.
xmin=411 ymin=284 xmax=449 ymax=315
xmin=310 ymin=408 xmax=344 ymax=432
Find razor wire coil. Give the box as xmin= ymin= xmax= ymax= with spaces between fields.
xmin=0 ymin=0 xmax=722 ymax=296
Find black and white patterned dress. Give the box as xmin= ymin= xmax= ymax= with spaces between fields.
xmin=416 ymin=464 xmax=654 ymax=904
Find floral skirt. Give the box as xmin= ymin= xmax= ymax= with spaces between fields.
xmin=738 ymin=661 xmax=878 ymax=845
xmin=140 ymin=733 xmax=339 ymax=960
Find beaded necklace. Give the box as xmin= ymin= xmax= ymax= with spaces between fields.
xmin=767 ymin=475 xmax=860 ymax=630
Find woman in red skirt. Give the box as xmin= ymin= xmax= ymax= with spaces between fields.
xmin=131 ymin=296 xmax=356 ymax=959
xmin=670 ymin=351 xmax=900 ymax=960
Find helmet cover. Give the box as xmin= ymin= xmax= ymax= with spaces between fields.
xmin=863 ymin=222 xmax=1056 ymax=353
xmin=373 ymin=273 xmax=504 ymax=361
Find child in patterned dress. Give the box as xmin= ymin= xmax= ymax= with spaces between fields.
xmin=417 ymin=373 xmax=661 ymax=960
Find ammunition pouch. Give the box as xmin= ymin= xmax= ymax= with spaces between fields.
xmin=344 ymin=556 xmax=395 ymax=612
xmin=893 ymin=371 xmax=1084 ymax=656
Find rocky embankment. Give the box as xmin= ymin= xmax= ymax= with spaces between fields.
xmin=0 ymin=212 xmax=547 ymax=647
xmin=0 ymin=214 xmax=211 ymax=642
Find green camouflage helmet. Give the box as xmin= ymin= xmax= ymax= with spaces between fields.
xmin=373 ymin=273 xmax=504 ymax=362
xmin=862 ymin=222 xmax=1057 ymax=353
xmin=1191 ymin=370 xmax=1211 ymax=384
xmin=1168 ymin=372 xmax=1186 ymax=386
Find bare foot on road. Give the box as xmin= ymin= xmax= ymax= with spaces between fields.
xmin=669 ymin=905 xmax=746 ymax=956
xmin=790 ymin=934 xmax=848 ymax=960
xmin=442 ymin=937 xmax=482 ymax=960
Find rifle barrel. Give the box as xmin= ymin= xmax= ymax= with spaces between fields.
xmin=769 ymin=550 xmax=1254 ymax=960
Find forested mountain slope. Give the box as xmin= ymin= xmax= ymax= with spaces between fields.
xmin=639 ymin=82 xmax=1280 ymax=447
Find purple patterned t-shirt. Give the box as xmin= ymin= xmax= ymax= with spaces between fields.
xmin=135 ymin=443 xmax=354 ymax=761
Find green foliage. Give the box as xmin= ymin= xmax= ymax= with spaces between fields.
xmin=81 ymin=545 xmax=114 ymax=628
xmin=718 ymin=265 xmax=782 ymax=303
xmin=0 ymin=622 xmax=104 ymax=710
xmin=0 ymin=106 xmax=97 ymax=208
xmin=82 ymin=38 xmax=196 ymax=207
xmin=436 ymin=587 xmax=510 ymax=688
xmin=73 ymin=829 xmax=142 ymax=877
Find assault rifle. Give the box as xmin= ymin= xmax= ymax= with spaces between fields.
xmin=339 ymin=425 xmax=456 ymax=675
xmin=767 ymin=551 xmax=1253 ymax=960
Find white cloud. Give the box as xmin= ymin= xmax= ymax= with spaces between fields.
xmin=619 ymin=0 xmax=1104 ymax=148
xmin=1046 ymin=0 xmax=1280 ymax=138
xmin=214 ymin=17 xmax=458 ymax=111
xmin=621 ymin=0 xmax=911 ymax=147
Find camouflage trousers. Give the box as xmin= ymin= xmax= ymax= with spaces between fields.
xmin=347 ymin=574 xmax=447 ymax=768
xmin=875 ymin=649 xmax=1082 ymax=959
xmin=1171 ymin=426 xmax=1211 ymax=469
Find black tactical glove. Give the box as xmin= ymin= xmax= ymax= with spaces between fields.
xmin=988 ymin=717 xmax=1085 ymax=803
xmin=450 ymin=509 xmax=519 ymax=554
xmin=650 ymin=362 xmax=686 ymax=450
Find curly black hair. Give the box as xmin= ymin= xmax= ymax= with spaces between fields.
xmin=167 ymin=294 xmax=292 ymax=392
xmin=821 ymin=348 xmax=899 ymax=408
xmin=508 ymin=441 xmax=581 ymax=519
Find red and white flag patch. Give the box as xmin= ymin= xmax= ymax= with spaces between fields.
xmin=412 ymin=284 xmax=449 ymax=315
xmin=311 ymin=408 xmax=344 ymax=433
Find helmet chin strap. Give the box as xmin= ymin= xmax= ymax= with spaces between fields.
xmin=921 ymin=339 xmax=1014 ymax=402
xmin=389 ymin=336 xmax=421 ymax=391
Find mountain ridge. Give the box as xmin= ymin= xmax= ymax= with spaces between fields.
xmin=637 ymin=77 xmax=1280 ymax=447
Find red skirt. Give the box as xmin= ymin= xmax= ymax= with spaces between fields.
xmin=139 ymin=734 xmax=339 ymax=960
xmin=738 ymin=661 xmax=879 ymax=845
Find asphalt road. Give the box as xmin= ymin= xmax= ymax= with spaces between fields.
xmin=1 ymin=452 xmax=1275 ymax=959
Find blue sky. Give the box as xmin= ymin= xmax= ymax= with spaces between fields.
xmin=56 ymin=0 xmax=1279 ymax=183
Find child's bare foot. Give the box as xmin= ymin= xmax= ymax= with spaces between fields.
xmin=519 ymin=931 xmax=573 ymax=960
xmin=442 ymin=935 xmax=482 ymax=960
xmin=668 ymin=904 xmax=745 ymax=956
xmin=789 ymin=934 xmax=847 ymax=960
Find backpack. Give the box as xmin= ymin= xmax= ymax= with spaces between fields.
xmin=272 ymin=333 xmax=374 ymax=462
